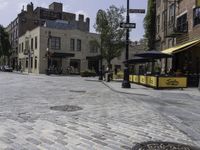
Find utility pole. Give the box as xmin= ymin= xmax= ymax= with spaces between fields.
xmin=122 ymin=0 xmax=131 ymax=88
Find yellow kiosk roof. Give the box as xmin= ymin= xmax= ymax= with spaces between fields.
xmin=162 ymin=39 xmax=200 ymax=54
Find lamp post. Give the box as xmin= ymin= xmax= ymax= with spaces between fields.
xmin=122 ymin=0 xmax=131 ymax=88
xmin=99 ymin=39 xmax=103 ymax=80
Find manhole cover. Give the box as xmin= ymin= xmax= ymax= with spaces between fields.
xmin=132 ymin=142 xmax=198 ymax=150
xmin=50 ymin=105 xmax=83 ymax=112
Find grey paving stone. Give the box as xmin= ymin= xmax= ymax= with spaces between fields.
xmin=0 ymin=73 xmax=198 ymax=149
xmin=3 ymin=133 xmax=16 ymax=139
xmin=90 ymin=139 xmax=108 ymax=146
xmin=0 ymin=137 xmax=13 ymax=144
xmin=40 ymin=137 xmax=54 ymax=145
xmin=26 ymin=137 xmax=41 ymax=145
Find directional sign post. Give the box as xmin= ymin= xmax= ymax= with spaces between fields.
xmin=120 ymin=23 xmax=136 ymax=29
xmin=129 ymin=9 xmax=145 ymax=14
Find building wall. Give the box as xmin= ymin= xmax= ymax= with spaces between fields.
xmin=18 ymin=27 xmax=100 ymax=74
xmin=156 ymin=0 xmax=200 ymax=50
xmin=6 ymin=2 xmax=90 ymax=69
xmin=18 ymin=28 xmax=40 ymax=74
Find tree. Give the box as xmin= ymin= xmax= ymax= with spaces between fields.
xmin=95 ymin=6 xmax=126 ymax=69
xmin=0 ymin=25 xmax=11 ymax=64
xmin=144 ymin=0 xmax=156 ymax=50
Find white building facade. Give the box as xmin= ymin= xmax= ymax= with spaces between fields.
xmin=18 ymin=26 xmax=100 ymax=74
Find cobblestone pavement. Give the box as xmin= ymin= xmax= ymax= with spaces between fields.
xmin=0 ymin=72 xmax=198 ymax=150
xmin=105 ymin=81 xmax=200 ymax=146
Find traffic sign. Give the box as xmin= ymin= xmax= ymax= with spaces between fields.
xmin=129 ymin=9 xmax=145 ymax=14
xmin=120 ymin=23 xmax=136 ymax=29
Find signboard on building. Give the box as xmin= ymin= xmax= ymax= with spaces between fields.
xmin=197 ymin=0 xmax=200 ymax=7
xmin=158 ymin=77 xmax=187 ymax=88
xmin=133 ymin=75 xmax=139 ymax=83
xmin=139 ymin=75 xmax=147 ymax=85
xmin=129 ymin=75 xmax=133 ymax=82
xmin=147 ymin=76 xmax=157 ymax=88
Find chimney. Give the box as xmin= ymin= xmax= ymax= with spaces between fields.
xmin=27 ymin=2 xmax=33 ymax=13
xmin=49 ymin=2 xmax=63 ymax=12
xmin=86 ymin=17 xmax=90 ymax=31
xmin=78 ymin=14 xmax=84 ymax=22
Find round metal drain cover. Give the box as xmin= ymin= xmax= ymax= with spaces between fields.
xmin=132 ymin=142 xmax=198 ymax=150
xmin=50 ymin=105 xmax=83 ymax=112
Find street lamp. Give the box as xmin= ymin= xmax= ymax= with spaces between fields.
xmin=122 ymin=0 xmax=131 ymax=88
xmin=99 ymin=39 xmax=103 ymax=80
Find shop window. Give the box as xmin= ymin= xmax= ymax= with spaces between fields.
xmin=177 ymin=13 xmax=188 ymax=32
xmin=35 ymin=57 xmax=37 ymax=69
xmin=31 ymin=57 xmax=33 ymax=68
xmin=193 ymin=7 xmax=200 ymax=26
xmin=26 ymin=58 xmax=28 ymax=68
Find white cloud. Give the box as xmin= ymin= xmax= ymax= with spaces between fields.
xmin=0 ymin=0 xmax=8 ymax=10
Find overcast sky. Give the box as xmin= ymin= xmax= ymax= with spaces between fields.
xmin=0 ymin=0 xmax=147 ymax=41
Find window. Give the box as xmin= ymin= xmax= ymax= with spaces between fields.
xmin=31 ymin=38 xmax=33 ymax=50
xmin=162 ymin=10 xmax=167 ymax=31
xmin=35 ymin=36 xmax=37 ymax=49
xmin=70 ymin=39 xmax=75 ymax=51
xmin=77 ymin=39 xmax=81 ymax=51
xmin=31 ymin=57 xmax=33 ymax=68
xmin=35 ymin=57 xmax=37 ymax=69
xmin=22 ymin=42 xmax=24 ymax=53
xmin=26 ymin=58 xmax=28 ymax=68
xmin=90 ymin=44 xmax=98 ymax=53
xmin=51 ymin=36 xmax=61 ymax=50
xmin=194 ymin=7 xmax=200 ymax=26
xmin=169 ymin=4 xmax=175 ymax=26
xmin=177 ymin=13 xmax=188 ymax=32
xmin=19 ymin=44 xmax=21 ymax=53
xmin=156 ymin=15 xmax=160 ymax=33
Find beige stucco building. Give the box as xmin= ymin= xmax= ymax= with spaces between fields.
xmin=18 ymin=24 xmax=100 ymax=74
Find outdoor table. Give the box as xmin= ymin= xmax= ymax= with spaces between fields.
xmin=129 ymin=74 xmax=187 ymax=89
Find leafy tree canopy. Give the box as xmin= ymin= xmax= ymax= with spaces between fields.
xmin=143 ymin=0 xmax=156 ymax=50
xmin=95 ymin=5 xmax=126 ymax=67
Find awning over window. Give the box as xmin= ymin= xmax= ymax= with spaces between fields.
xmin=162 ymin=39 xmax=200 ymax=54
xmin=86 ymin=55 xmax=102 ymax=60
xmin=51 ymin=52 xmax=74 ymax=58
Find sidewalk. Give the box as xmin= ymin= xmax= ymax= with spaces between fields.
xmin=103 ymin=80 xmax=200 ymax=98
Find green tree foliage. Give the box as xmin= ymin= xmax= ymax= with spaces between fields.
xmin=95 ymin=6 xmax=126 ymax=68
xmin=0 ymin=25 xmax=11 ymax=60
xmin=144 ymin=0 xmax=156 ymax=50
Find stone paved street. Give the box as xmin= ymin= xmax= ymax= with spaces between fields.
xmin=0 ymin=72 xmax=199 ymax=150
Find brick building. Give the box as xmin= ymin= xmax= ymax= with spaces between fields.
xmin=6 ymin=2 xmax=90 ymax=69
xmin=155 ymin=0 xmax=200 ymax=86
